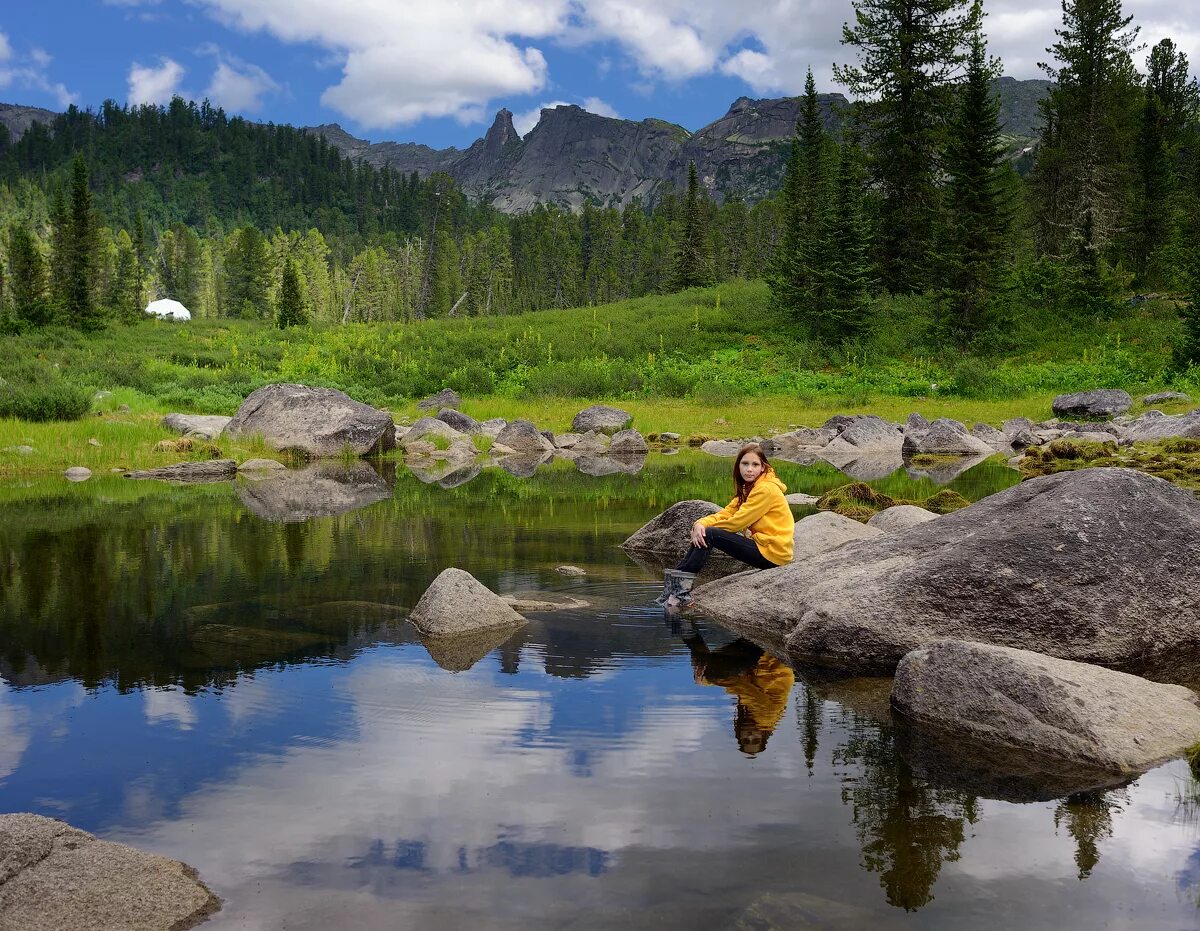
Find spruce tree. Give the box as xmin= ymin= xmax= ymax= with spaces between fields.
xmin=672 ymin=162 xmax=711 ymax=290
xmin=8 ymin=225 xmax=51 ymax=328
xmin=835 ymin=0 xmax=976 ymax=293
xmin=108 ymin=230 xmax=140 ymax=323
xmin=825 ymin=141 xmax=876 ymax=340
xmin=51 ymin=155 xmax=104 ymax=330
xmin=275 ymin=259 xmax=307 ymax=328
xmin=225 ymin=226 xmax=273 ymax=318
xmin=938 ymin=2 xmax=1009 ymax=343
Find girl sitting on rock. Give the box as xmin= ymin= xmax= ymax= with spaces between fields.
xmin=657 ymin=442 xmax=795 ymax=607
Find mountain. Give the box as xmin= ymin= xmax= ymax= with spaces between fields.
xmin=308 ymin=78 xmax=1050 ymax=211
xmin=0 ymin=102 xmax=60 ymax=141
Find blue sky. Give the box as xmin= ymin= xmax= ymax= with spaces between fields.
xmin=1 ymin=1 xmax=1195 ymax=150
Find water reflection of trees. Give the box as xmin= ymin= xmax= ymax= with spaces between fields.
xmin=1054 ymin=789 xmax=1128 ymax=880
xmin=831 ymin=710 xmax=979 ymax=911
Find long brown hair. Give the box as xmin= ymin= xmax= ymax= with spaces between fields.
xmin=733 ymin=442 xmax=773 ymax=505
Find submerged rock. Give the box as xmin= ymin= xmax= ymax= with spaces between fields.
xmin=0 ymin=813 xmax=219 ymax=931
xmin=63 ymin=466 xmax=91 ymax=482
xmin=408 ymin=567 xmax=527 ymax=636
xmin=892 ymin=639 xmax=1200 ymax=774
xmin=125 ymin=460 xmax=238 ymax=483
xmin=693 ymin=468 xmax=1200 ymax=679
xmin=236 ymin=461 xmax=391 ymax=521
xmin=224 ymin=383 xmax=395 ymax=457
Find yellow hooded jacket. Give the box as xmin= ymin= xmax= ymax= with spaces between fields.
xmin=696 ymin=471 xmax=794 ymax=566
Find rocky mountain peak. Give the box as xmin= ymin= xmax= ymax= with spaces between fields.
xmin=484 ymin=108 xmax=520 ymax=150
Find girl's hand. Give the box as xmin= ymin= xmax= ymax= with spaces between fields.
xmin=690 ymin=522 xmax=708 ymax=548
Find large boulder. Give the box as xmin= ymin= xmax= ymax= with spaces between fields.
xmin=570 ymin=430 xmax=609 ymax=454
xmin=621 ymin=500 xmax=721 ymax=560
xmin=0 ymin=813 xmax=219 ymax=931
xmin=236 ymin=461 xmax=392 ymax=521
xmin=970 ymin=422 xmax=1013 ymax=452
xmin=478 ymin=417 xmax=507 ymax=438
xmin=902 ymin=418 xmax=995 ymax=457
xmin=609 ymin=428 xmax=649 ymax=453
xmin=493 ymin=419 xmax=555 ymax=455
xmin=408 ymin=568 xmax=526 ymax=636
xmin=866 ymin=505 xmax=938 ymax=533
xmin=1052 ymin=389 xmax=1132 ymax=419
xmin=570 ymin=404 xmax=632 ymax=435
xmin=821 ymin=415 xmax=903 ymax=455
xmin=693 ymin=468 xmax=1200 ymax=679
xmin=892 ymin=640 xmax=1200 ymax=774
xmin=1122 ymin=408 xmax=1200 ymax=442
xmin=792 ymin=511 xmax=882 ymax=559
xmin=400 ymin=417 xmax=468 ymax=448
xmin=224 ymin=384 xmax=395 ymax=457
xmin=772 ymin=427 xmax=835 ymax=449
xmin=161 ymin=413 xmax=231 ymax=440
xmin=700 ymin=439 xmax=743 ymax=456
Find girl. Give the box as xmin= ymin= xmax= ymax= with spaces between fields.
xmin=657 ymin=443 xmax=795 ymax=607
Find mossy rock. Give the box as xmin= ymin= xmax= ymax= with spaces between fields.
xmin=816 ymin=483 xmax=897 ymax=520
xmin=1165 ymin=438 xmax=1200 ymax=454
xmin=687 ymin=434 xmax=717 ymax=447
xmin=909 ymin=453 xmax=962 ymax=467
xmin=922 ymin=489 xmax=971 ymax=514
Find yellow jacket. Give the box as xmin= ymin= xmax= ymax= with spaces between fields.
xmin=697 ymin=471 xmax=795 ymax=566
xmin=695 ymin=654 xmax=796 ymax=735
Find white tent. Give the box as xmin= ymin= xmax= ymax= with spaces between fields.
xmin=144 ymin=299 xmax=191 ymax=321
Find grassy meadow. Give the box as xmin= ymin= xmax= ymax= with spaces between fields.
xmin=2 ymin=279 xmax=1196 ymax=475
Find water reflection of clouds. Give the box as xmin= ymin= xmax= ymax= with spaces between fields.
xmin=143 ymin=687 xmax=198 ymax=730
xmin=0 ymin=678 xmax=87 ymax=783
xmin=0 ymin=680 xmax=31 ymax=780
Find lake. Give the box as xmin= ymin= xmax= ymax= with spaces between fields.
xmin=1 ymin=451 xmax=1197 ymax=929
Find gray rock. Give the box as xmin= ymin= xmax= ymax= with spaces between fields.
xmin=1122 ymin=408 xmax=1200 ymax=442
xmin=400 ymin=417 xmax=468 ymax=448
xmin=3 ymin=445 xmax=34 ymax=455
xmin=570 ymin=430 xmax=609 ymax=454
xmin=822 ymin=415 xmax=903 ymax=454
xmin=609 ymin=428 xmax=649 ymax=453
xmin=773 ymin=427 xmax=835 ymax=448
xmin=792 ymin=511 xmax=882 ymax=560
xmin=867 ymin=505 xmax=938 ymax=533
xmin=903 ymin=418 xmax=995 ymax=457
xmin=495 ymin=452 xmax=553 ymax=477
xmin=161 ymin=413 xmax=231 ymax=440
xmin=553 ymin=432 xmax=582 ymax=448
xmin=1002 ymin=417 xmax=1036 ymax=435
xmin=905 ymin=412 xmax=931 ymax=433
xmin=555 ymin=565 xmax=587 ymax=576
xmin=1008 ymin=428 xmax=1041 ymax=449
xmin=87 ymin=438 xmax=101 ymax=448
xmin=238 ymin=458 xmax=286 ymax=472
xmin=971 ymin=422 xmax=1012 ymax=451
xmin=659 ymin=432 xmax=681 ymax=442
xmin=821 ymin=414 xmax=857 ymax=434
xmin=500 ymin=592 xmax=590 ymax=612
xmin=1062 ymin=431 xmax=1120 ymax=445
xmin=437 ymin=438 xmax=479 ymax=464
xmin=784 ymin=493 xmax=820 ymax=507
xmin=572 ymin=453 xmax=646 ymax=476
xmin=63 ymin=467 xmax=91 ymax=482
xmin=892 ymin=639 xmax=1200 ymax=774
xmin=435 ymin=408 xmax=480 ymax=434
xmin=493 ymin=419 xmax=555 ymax=455
xmin=125 ymin=460 xmax=238 ymax=483
xmin=236 ymin=463 xmax=392 ymax=522
xmin=420 ymin=626 xmax=521 ymax=673
xmin=408 ymin=567 xmax=526 ymax=636
xmin=417 ymin=388 xmax=461 ymax=411
xmin=1052 ymin=389 xmax=1132 ymax=419
xmin=0 ymin=813 xmax=219 ymax=931
xmin=693 ymin=468 xmax=1200 ymax=679
xmin=570 ymin=404 xmax=632 ymax=435
xmin=478 ymin=417 xmax=507 ymax=438
xmin=700 ymin=439 xmax=742 ymax=456
xmin=621 ymin=500 xmax=722 ymax=560
xmin=1142 ymin=392 xmax=1191 ymax=405
xmin=224 ymin=384 xmax=395 ymax=457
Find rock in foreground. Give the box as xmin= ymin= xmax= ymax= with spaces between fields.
xmin=693 ymin=468 xmax=1200 ymax=678
xmin=0 ymin=813 xmax=219 ymax=931
xmin=408 ymin=568 xmax=526 ymax=636
xmin=892 ymin=640 xmax=1200 ymax=774
xmin=224 ymin=383 xmax=395 ymax=457
xmin=620 ymin=500 xmax=721 ymax=560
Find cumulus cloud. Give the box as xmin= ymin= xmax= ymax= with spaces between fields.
xmin=205 ymin=59 xmax=279 ymax=112
xmin=128 ymin=56 xmax=186 ymax=105
xmin=0 ymin=32 xmax=77 ymax=107
xmin=513 ymin=96 xmax=621 ymax=136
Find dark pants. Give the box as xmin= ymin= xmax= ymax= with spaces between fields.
xmin=675 ymin=527 xmax=777 ymax=574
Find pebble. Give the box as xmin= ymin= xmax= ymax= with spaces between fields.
xmin=555 ymin=565 xmax=586 ymax=576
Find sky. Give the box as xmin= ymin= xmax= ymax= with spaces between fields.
xmin=0 ymin=0 xmax=1197 ymax=150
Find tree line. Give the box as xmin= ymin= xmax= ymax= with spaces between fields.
xmin=0 ymin=0 xmax=1198 ymax=370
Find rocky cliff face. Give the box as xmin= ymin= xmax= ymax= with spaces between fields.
xmin=312 ymin=79 xmax=1047 ymax=212
xmin=0 ymin=102 xmax=60 ymax=141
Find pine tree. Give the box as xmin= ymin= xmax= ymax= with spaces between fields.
xmin=672 ymin=162 xmax=711 ymax=290
xmin=108 ymin=229 xmax=140 ymax=323
xmin=8 ymin=224 xmax=51 ymax=327
xmin=824 ymin=142 xmax=876 ymax=340
xmin=275 ymin=259 xmax=307 ymax=328
xmin=835 ymin=0 xmax=976 ymax=293
xmin=132 ymin=213 xmax=147 ymax=314
xmin=1033 ymin=0 xmax=1142 ymax=267
xmin=55 ymin=154 xmax=104 ymax=330
xmin=938 ymin=2 xmax=1010 ymax=343
xmin=224 ymin=225 xmax=273 ymax=318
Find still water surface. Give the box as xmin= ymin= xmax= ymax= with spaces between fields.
xmin=1 ymin=452 xmax=1197 ymax=929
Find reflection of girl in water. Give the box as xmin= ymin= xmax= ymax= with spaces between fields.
xmin=684 ymin=633 xmax=795 ymax=756
xmin=657 ymin=443 xmax=795 ymax=608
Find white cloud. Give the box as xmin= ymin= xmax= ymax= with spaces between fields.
xmin=143 ymin=686 xmax=197 ymax=730
xmin=205 ymin=59 xmax=279 ymax=112
xmin=127 ymin=56 xmax=186 ymax=106
xmin=0 ymin=33 xmax=77 ymax=108
xmin=513 ymin=97 xmax=621 ymax=136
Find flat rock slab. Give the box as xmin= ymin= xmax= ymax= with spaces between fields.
xmin=160 ymin=413 xmax=231 ymax=440
xmin=792 ymin=511 xmax=882 ymax=560
xmin=693 ymin=468 xmax=1200 ymax=678
xmin=1123 ymin=408 xmax=1200 ymax=442
xmin=892 ymin=640 xmax=1200 ymax=774
xmin=126 ymin=459 xmax=238 ymax=483
xmin=866 ymin=504 xmax=938 ymax=533
xmin=500 ymin=592 xmax=591 ymax=612
xmin=224 ymin=383 xmax=395 ymax=457
xmin=409 ymin=567 xmax=527 ymax=636
xmin=0 ymin=813 xmax=219 ymax=931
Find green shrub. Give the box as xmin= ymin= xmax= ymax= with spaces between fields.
xmin=0 ymin=382 xmax=92 ymax=421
